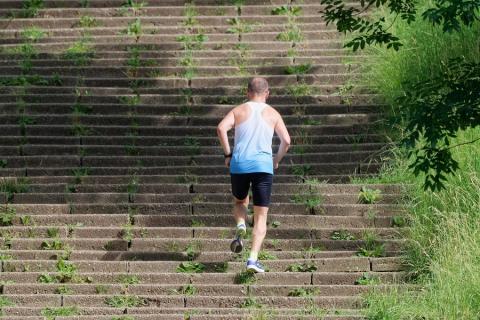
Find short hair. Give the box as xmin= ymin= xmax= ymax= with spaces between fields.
xmin=247 ymin=77 xmax=269 ymax=95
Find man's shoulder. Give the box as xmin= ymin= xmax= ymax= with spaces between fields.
xmin=264 ymin=104 xmax=280 ymax=117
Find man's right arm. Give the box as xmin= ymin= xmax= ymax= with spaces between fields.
xmin=273 ymin=113 xmax=291 ymax=169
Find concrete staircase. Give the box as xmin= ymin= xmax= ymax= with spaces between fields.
xmin=0 ymin=0 xmax=407 ymax=319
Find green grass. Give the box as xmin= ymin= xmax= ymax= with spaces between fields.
xmin=348 ymin=1 xmax=480 ymax=317
xmin=21 ymin=27 xmax=46 ymax=42
xmin=41 ymin=306 xmax=78 ymax=319
xmin=288 ymin=287 xmax=320 ymax=297
xmin=234 ymin=271 xmax=257 ymax=285
xmin=0 ymin=296 xmax=15 ymax=308
xmin=105 ymin=295 xmax=147 ymax=308
xmin=0 ymin=206 xmax=16 ymax=226
xmin=358 ymin=186 xmax=382 ymax=204
xmin=176 ymin=261 xmax=205 ymax=273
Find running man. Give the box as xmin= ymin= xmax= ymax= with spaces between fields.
xmin=216 ymin=77 xmax=291 ymax=273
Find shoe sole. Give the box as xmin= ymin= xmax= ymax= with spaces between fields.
xmin=246 ymin=265 xmax=265 ymax=273
xmin=230 ymin=238 xmax=244 ymax=253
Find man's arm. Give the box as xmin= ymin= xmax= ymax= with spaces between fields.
xmin=217 ymin=110 xmax=235 ymax=166
xmin=273 ymin=113 xmax=291 ymax=169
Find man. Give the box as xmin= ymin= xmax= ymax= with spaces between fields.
xmin=216 ymin=77 xmax=291 ymax=273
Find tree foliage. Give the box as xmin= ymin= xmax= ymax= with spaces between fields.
xmin=400 ymin=57 xmax=480 ymax=191
xmin=320 ymin=0 xmax=480 ymax=190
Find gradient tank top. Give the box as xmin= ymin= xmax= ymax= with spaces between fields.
xmin=229 ymin=101 xmax=274 ymax=174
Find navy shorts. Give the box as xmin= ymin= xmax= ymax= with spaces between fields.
xmin=230 ymin=172 xmax=273 ymax=207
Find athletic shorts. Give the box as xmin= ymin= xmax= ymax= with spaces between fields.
xmin=230 ymin=172 xmax=273 ymax=207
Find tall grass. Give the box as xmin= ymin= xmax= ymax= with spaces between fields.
xmin=358 ymin=0 xmax=480 ymax=111
xmin=348 ymin=0 xmax=480 ymax=318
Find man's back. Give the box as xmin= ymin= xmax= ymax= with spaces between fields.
xmin=230 ymin=101 xmax=276 ymax=175
xmin=232 ymin=102 xmax=278 ymax=130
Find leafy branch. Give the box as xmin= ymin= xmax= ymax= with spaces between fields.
xmin=400 ymin=57 xmax=480 ymax=191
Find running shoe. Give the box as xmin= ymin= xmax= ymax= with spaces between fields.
xmin=246 ymin=259 xmax=265 ymax=273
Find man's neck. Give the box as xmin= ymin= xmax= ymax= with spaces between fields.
xmin=249 ymin=97 xmax=266 ymax=103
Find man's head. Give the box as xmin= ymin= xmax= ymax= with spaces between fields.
xmin=247 ymin=77 xmax=269 ymax=101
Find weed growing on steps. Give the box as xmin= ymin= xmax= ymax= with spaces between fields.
xmin=0 ymin=178 xmax=30 ymax=202
xmin=95 ymin=285 xmax=108 ymax=294
xmin=234 ymin=271 xmax=257 ymax=285
xmin=0 ymin=206 xmax=16 ymax=226
xmin=258 ymin=251 xmax=277 ymax=260
xmin=1 ymin=232 xmax=13 ymax=250
xmin=46 ymin=228 xmax=59 ymax=238
xmin=227 ymin=18 xmax=255 ymax=34
xmin=288 ymin=287 xmax=320 ymax=297
xmin=77 ymin=15 xmax=98 ymax=28
xmin=0 ymin=254 xmax=13 ymax=261
xmin=290 ymin=191 xmax=324 ymax=213
xmin=20 ymin=0 xmax=44 ymax=18
xmin=55 ymin=285 xmax=73 ymax=294
xmin=240 ymin=296 xmax=263 ymax=309
xmin=118 ymin=275 xmax=140 ymax=286
xmin=177 ymin=2 xmax=207 ymax=81
xmin=41 ymin=306 xmax=79 ymax=319
xmin=41 ymin=239 xmax=64 ymax=251
xmin=183 ymin=3 xmax=199 ymax=27
xmin=190 ymin=219 xmax=205 ymax=228
xmin=176 ymin=261 xmax=205 ymax=273
xmin=55 ymin=258 xmax=78 ymax=283
xmin=127 ymin=175 xmax=139 ymax=197
xmin=213 ymin=261 xmax=229 ymax=273
xmin=63 ymin=39 xmax=95 ymax=66
xmin=38 ymin=259 xmax=90 ymax=284
xmin=0 ymin=297 xmax=14 ymax=311
xmin=270 ymin=221 xmax=281 ymax=228
xmin=121 ymin=221 xmax=134 ymax=243
xmin=179 ymin=284 xmax=197 ymax=296
xmin=286 ymin=81 xmax=313 ymax=97
xmin=291 ymin=164 xmax=313 ymax=178
xmin=176 ymin=34 xmax=208 ymax=51
xmin=356 ymin=230 xmax=385 ymax=257
xmin=300 ymin=245 xmax=324 ymax=259
xmin=122 ymin=18 xmax=143 ymax=43
xmin=285 ymin=63 xmax=312 ymax=75
xmin=299 ymin=301 xmax=328 ymax=317
xmin=112 ymin=317 xmax=135 ymax=320
xmin=355 ymin=272 xmax=380 ymax=285
xmin=105 ymin=295 xmax=147 ymax=308
xmin=274 ymin=5 xmax=304 ymax=44
xmin=20 ymin=215 xmax=31 ymax=226
xmin=392 ymin=215 xmax=407 ymax=227
xmin=286 ymin=262 xmax=318 ymax=272
xmin=271 ymin=5 xmax=303 ymax=16
xmin=72 ymin=167 xmax=89 ymax=185
xmin=330 ymin=230 xmax=356 ymax=240
xmin=21 ymin=27 xmax=46 ymax=42
xmin=0 ymin=159 xmax=7 ymax=168
xmin=119 ymin=0 xmax=147 ymax=16
xmin=119 ymin=94 xmax=141 ymax=106
xmin=358 ymin=186 xmax=382 ymax=204
xmin=303 ymin=117 xmax=321 ymax=126
xmin=184 ymin=240 xmax=201 ymax=260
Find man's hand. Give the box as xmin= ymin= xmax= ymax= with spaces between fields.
xmin=225 ymin=157 xmax=231 ymax=168
xmin=273 ymin=160 xmax=279 ymax=170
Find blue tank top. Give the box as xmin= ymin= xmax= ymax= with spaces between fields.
xmin=230 ymin=101 xmax=274 ymax=175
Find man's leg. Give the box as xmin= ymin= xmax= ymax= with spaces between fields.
xmin=230 ymin=174 xmax=250 ymax=253
xmin=233 ymin=196 xmax=249 ymax=230
xmin=249 ymin=205 xmax=269 ymax=261
xmin=246 ymin=173 xmax=273 ymax=273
